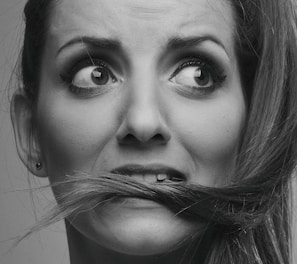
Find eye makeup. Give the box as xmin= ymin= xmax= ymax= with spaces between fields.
xmin=58 ymin=46 xmax=228 ymax=99
xmin=168 ymin=53 xmax=227 ymax=98
xmin=169 ymin=58 xmax=227 ymax=96
xmin=59 ymin=55 xmax=120 ymax=98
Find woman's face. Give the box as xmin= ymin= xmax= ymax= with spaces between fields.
xmin=36 ymin=0 xmax=246 ymax=255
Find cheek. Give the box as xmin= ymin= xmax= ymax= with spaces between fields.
xmin=36 ymin=93 xmax=118 ymax=177
xmin=188 ymin=108 xmax=243 ymax=159
xmin=171 ymin=95 xmax=246 ymax=184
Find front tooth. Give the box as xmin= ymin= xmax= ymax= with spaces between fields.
xmin=157 ymin=174 xmax=167 ymax=182
xmin=144 ymin=174 xmax=156 ymax=183
xmin=130 ymin=174 xmax=144 ymax=182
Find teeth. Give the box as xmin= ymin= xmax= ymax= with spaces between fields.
xmin=144 ymin=174 xmax=156 ymax=183
xmin=129 ymin=173 xmax=171 ymax=183
xmin=130 ymin=174 xmax=144 ymax=182
xmin=157 ymin=174 xmax=167 ymax=182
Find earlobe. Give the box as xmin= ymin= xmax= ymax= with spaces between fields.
xmin=10 ymin=89 xmax=47 ymax=177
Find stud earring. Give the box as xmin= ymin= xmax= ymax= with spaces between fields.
xmin=36 ymin=162 xmax=42 ymax=170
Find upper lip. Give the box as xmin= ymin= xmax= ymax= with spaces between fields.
xmin=111 ymin=164 xmax=187 ymax=181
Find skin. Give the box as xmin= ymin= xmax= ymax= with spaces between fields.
xmin=13 ymin=0 xmax=246 ymax=263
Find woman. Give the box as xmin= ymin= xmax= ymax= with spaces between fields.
xmin=10 ymin=0 xmax=297 ymax=263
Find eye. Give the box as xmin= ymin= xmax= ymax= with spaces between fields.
xmin=169 ymin=60 xmax=226 ymax=96
xmin=171 ymin=65 xmax=213 ymax=88
xmin=60 ymin=59 xmax=119 ymax=98
xmin=72 ymin=64 xmax=117 ymax=88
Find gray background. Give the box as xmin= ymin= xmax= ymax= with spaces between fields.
xmin=0 ymin=1 xmax=68 ymax=264
xmin=0 ymin=1 xmax=296 ymax=264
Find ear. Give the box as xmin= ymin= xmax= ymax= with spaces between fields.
xmin=10 ymin=89 xmax=47 ymax=177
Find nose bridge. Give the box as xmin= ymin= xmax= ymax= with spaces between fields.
xmin=116 ymin=59 xmax=171 ymax=144
xmin=127 ymin=65 xmax=162 ymax=134
xmin=130 ymin=67 xmax=158 ymax=111
xmin=127 ymin=55 xmax=162 ymax=119
xmin=126 ymin=89 xmax=160 ymax=135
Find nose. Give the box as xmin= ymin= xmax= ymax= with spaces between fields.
xmin=116 ymin=81 xmax=171 ymax=146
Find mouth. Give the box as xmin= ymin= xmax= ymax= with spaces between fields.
xmin=111 ymin=164 xmax=187 ymax=183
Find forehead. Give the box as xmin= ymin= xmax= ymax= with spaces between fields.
xmin=49 ymin=0 xmax=235 ymax=56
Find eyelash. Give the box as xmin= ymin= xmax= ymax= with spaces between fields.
xmin=169 ymin=58 xmax=226 ymax=95
xmin=60 ymin=56 xmax=226 ymax=98
xmin=60 ymin=58 xmax=118 ymax=97
xmin=173 ymin=58 xmax=225 ymax=82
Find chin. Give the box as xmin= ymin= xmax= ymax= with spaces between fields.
xmin=70 ymin=198 xmax=203 ymax=255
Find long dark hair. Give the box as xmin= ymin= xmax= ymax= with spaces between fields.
xmin=15 ymin=0 xmax=297 ymax=263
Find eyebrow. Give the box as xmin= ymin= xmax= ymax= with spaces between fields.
xmin=57 ymin=35 xmax=228 ymax=57
xmin=57 ymin=36 xmax=123 ymax=56
xmin=166 ymin=36 xmax=228 ymax=54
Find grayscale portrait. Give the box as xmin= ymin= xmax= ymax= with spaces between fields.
xmin=1 ymin=0 xmax=297 ymax=263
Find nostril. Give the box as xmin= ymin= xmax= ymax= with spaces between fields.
xmin=152 ymin=134 xmax=165 ymax=142
xmin=116 ymin=112 xmax=172 ymax=145
xmin=120 ymin=134 xmax=138 ymax=144
xmin=118 ymin=133 xmax=169 ymax=145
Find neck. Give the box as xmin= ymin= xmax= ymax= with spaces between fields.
xmin=65 ymin=220 xmax=213 ymax=264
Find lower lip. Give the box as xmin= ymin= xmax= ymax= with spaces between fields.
xmin=116 ymin=198 xmax=164 ymax=209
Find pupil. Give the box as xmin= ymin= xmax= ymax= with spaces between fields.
xmin=194 ymin=68 xmax=209 ymax=86
xmin=91 ymin=67 xmax=109 ymax=85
